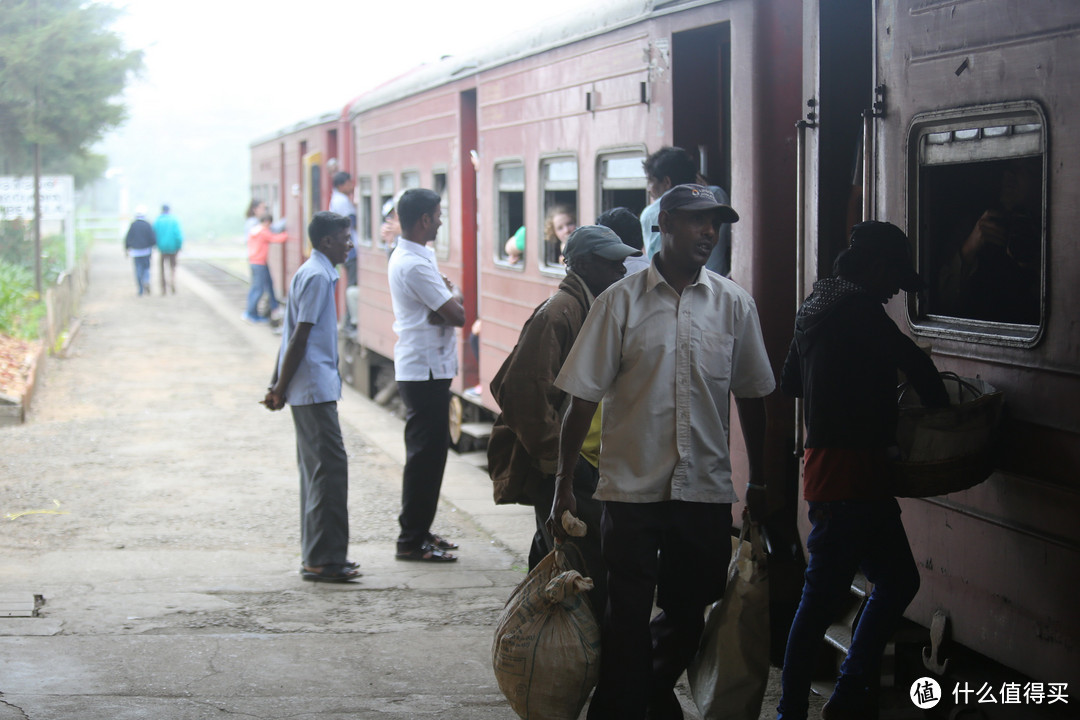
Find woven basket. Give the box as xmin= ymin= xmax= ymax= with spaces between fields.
xmin=890 ymin=373 xmax=1003 ymax=498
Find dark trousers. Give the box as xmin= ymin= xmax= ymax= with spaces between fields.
xmin=587 ymin=501 xmax=732 ymax=720
xmin=291 ymin=402 xmax=349 ymax=567
xmin=396 ymin=378 xmax=452 ymax=552
xmin=159 ymin=252 xmax=178 ymax=294
xmin=528 ymin=456 xmax=606 ymax=619
xmin=777 ymin=498 xmax=920 ymax=720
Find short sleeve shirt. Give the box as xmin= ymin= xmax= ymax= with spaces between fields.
xmin=278 ymin=249 xmax=341 ymax=405
xmin=555 ymin=261 xmax=776 ymax=503
xmin=388 ymin=238 xmax=458 ymax=381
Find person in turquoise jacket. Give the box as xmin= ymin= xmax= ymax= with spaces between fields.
xmin=153 ymin=204 xmax=183 ymax=294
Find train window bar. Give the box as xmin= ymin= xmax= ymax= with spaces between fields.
xmin=495 ymin=163 xmax=526 ymax=269
xmin=359 ymin=177 xmax=373 ymax=246
xmin=908 ymin=102 xmax=1047 ymax=347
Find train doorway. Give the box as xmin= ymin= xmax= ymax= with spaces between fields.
xmin=807 ymin=0 xmax=873 ymax=274
xmin=671 ymin=23 xmax=731 ymax=195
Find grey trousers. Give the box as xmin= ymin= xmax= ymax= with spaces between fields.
xmin=291 ymin=402 xmax=349 ymax=567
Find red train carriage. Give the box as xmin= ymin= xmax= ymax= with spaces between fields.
xmin=801 ymin=0 xmax=1080 ymax=695
xmin=347 ymin=0 xmax=801 ymax=492
xmin=249 ymin=110 xmax=352 ymax=313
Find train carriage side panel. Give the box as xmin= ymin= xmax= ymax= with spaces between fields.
xmin=873 ymin=0 xmax=1080 ymax=685
xmin=353 ymin=79 xmax=473 ymax=390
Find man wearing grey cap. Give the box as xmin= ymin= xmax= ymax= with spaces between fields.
xmin=488 ymin=225 xmax=640 ymax=617
xmin=550 ymin=185 xmax=776 ymax=719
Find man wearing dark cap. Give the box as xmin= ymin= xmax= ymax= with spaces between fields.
xmin=550 ymin=185 xmax=776 ymax=719
xmin=777 ymin=221 xmax=950 ymax=720
xmin=488 ymin=225 xmax=640 ymax=616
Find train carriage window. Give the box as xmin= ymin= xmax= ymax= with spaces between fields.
xmin=378 ymin=174 xmax=394 ymax=249
xmin=910 ymin=103 xmax=1046 ymax=346
xmin=598 ymin=152 xmax=648 ymax=217
xmin=495 ymin=163 xmax=525 ymax=267
xmin=540 ymin=157 xmax=578 ymax=271
xmin=434 ymin=171 xmax=450 ymax=260
xmin=358 ymin=178 xmax=373 ymax=246
xmin=401 ymin=171 xmax=420 ymax=191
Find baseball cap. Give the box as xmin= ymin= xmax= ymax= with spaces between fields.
xmin=563 ymin=225 xmax=642 ymax=263
xmin=848 ymin=221 xmax=923 ymax=291
xmin=659 ymin=184 xmax=739 ymax=223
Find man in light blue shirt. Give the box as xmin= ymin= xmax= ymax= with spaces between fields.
xmin=387 ymin=188 xmax=465 ymax=562
xmin=262 ymin=211 xmax=358 ymax=583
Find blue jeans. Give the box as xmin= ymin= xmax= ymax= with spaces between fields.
xmin=777 ymin=498 xmax=920 ymax=720
xmin=133 ymin=255 xmax=151 ymax=295
xmin=245 ymin=263 xmax=279 ymax=318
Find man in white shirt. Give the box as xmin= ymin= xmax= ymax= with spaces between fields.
xmin=387 ymin=189 xmax=465 ymax=562
xmin=551 ymin=184 xmax=775 ymax=719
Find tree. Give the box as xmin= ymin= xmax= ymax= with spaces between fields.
xmin=0 ymin=0 xmax=142 ymax=186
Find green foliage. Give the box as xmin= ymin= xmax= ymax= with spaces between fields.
xmin=0 ymin=219 xmax=67 ymax=285
xmin=0 ymin=258 xmax=44 ymax=340
xmin=0 ymin=0 xmax=143 ymax=186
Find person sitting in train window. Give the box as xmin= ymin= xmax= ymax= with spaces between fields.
xmin=387 ymin=188 xmax=465 ymax=563
xmin=934 ymin=158 xmax=1041 ymax=325
xmin=381 ymin=190 xmax=405 ymax=258
xmin=597 ymin=207 xmax=649 ymax=276
xmin=503 ymin=225 xmax=526 ymax=264
xmin=640 ymin=146 xmax=732 ymax=276
xmin=488 ymin=225 xmax=641 ymax=620
xmin=550 ymin=185 xmax=772 ymax=720
xmin=543 ymin=204 xmax=577 ymax=265
xmin=778 ymin=221 xmax=950 ymax=720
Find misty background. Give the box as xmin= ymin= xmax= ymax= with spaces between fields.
xmin=91 ymin=0 xmax=585 ymax=242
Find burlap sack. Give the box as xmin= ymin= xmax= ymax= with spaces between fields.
xmin=492 ymin=546 xmax=600 ymax=719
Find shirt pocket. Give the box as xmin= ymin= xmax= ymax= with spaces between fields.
xmin=693 ymin=329 xmax=733 ymax=383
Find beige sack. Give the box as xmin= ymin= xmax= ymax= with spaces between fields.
xmin=492 ymin=547 xmax=601 ymax=720
xmin=687 ymin=521 xmax=770 ymax=720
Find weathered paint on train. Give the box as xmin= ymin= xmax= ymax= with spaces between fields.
xmin=802 ymin=0 xmax=1080 ymax=688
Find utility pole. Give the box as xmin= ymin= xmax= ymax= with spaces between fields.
xmin=33 ymin=143 xmax=42 ymax=297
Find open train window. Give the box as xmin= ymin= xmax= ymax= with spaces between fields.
xmin=434 ymin=170 xmax=450 ymax=260
xmin=358 ymin=177 xmax=373 ymax=246
xmin=377 ymin=174 xmax=394 ymax=249
xmin=598 ymin=151 xmax=648 ymax=217
xmin=909 ymin=103 xmax=1047 ymax=347
xmin=401 ymin=171 xmax=420 ymax=191
xmin=495 ymin=162 xmax=525 ymax=268
xmin=540 ymin=157 xmax=578 ymax=272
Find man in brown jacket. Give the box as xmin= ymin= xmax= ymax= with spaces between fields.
xmin=488 ymin=225 xmax=640 ymax=612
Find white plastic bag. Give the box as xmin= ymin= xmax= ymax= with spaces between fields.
xmin=687 ymin=520 xmax=770 ymax=720
xmin=492 ymin=545 xmax=600 ymax=720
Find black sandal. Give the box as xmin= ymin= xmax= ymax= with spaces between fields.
xmin=300 ymin=564 xmax=361 ymax=582
xmin=395 ymin=544 xmax=457 ymax=562
xmin=427 ymin=533 xmax=459 ymax=551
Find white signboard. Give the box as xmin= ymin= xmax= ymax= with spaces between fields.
xmin=0 ymin=175 xmax=75 ymax=221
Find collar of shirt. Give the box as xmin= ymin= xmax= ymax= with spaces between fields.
xmin=309 ymin=248 xmax=338 ymax=280
xmin=396 ymin=237 xmax=435 ymax=259
xmin=643 ymin=258 xmax=713 ymax=296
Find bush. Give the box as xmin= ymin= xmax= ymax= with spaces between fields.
xmin=0 ymin=259 xmax=44 ymax=340
xmin=0 ymin=220 xmax=68 ymax=286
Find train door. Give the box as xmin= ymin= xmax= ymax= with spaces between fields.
xmin=459 ymin=88 xmax=479 ymax=390
xmin=302 ymin=150 xmax=322 ymax=260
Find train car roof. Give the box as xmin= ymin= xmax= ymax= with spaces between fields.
xmin=347 ymin=0 xmax=715 ymax=118
xmin=250 ymin=109 xmax=342 ymax=148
